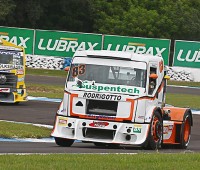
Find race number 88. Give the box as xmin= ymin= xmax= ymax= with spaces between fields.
xmin=72 ymin=65 xmax=86 ymax=77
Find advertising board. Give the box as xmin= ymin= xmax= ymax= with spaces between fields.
xmin=34 ymin=30 xmax=102 ymax=57
xmin=173 ymin=40 xmax=200 ymax=68
xmin=103 ymin=35 xmax=171 ymax=65
xmin=0 ymin=26 xmax=34 ymax=54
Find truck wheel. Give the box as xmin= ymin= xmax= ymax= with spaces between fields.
xmin=176 ymin=112 xmax=192 ymax=149
xmin=54 ymin=137 xmax=74 ymax=147
xmin=144 ymin=111 xmax=163 ymax=150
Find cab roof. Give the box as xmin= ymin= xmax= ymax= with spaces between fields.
xmin=74 ymin=50 xmax=163 ymax=63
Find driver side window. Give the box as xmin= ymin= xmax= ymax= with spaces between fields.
xmin=148 ymin=67 xmax=157 ymax=95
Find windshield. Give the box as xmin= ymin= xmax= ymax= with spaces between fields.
xmin=0 ymin=50 xmax=23 ymax=69
xmin=68 ymin=63 xmax=146 ymax=88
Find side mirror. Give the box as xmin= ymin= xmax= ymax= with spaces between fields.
xmin=64 ymin=67 xmax=70 ymax=72
xmin=164 ymin=75 xmax=170 ymax=80
xmin=149 ymin=73 xmax=158 ymax=79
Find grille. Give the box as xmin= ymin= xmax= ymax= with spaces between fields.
xmin=0 ymin=73 xmax=17 ymax=88
xmin=86 ymin=100 xmax=118 ymax=116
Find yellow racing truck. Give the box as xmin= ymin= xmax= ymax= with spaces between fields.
xmin=0 ymin=38 xmax=27 ymax=103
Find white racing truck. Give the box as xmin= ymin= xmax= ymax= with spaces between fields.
xmin=52 ymin=50 xmax=192 ymax=150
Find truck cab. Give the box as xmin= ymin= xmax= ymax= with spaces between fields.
xmin=0 ymin=38 xmax=27 ymax=103
xmin=52 ymin=50 xmax=192 ymax=150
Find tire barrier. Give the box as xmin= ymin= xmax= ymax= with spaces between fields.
xmin=167 ymin=67 xmax=194 ymax=82
xmin=26 ymin=55 xmax=72 ymax=70
xmin=25 ymin=55 xmax=200 ymax=82
xmin=26 ymin=55 xmax=64 ymax=70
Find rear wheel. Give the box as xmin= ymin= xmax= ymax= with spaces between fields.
xmin=55 ymin=137 xmax=74 ymax=147
xmin=176 ymin=112 xmax=192 ymax=149
xmin=144 ymin=111 xmax=163 ymax=150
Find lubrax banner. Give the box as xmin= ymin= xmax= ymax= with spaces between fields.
xmin=103 ymin=35 xmax=171 ymax=65
xmin=173 ymin=40 xmax=200 ymax=68
xmin=34 ymin=30 xmax=102 ymax=57
xmin=0 ymin=26 xmax=171 ymax=65
xmin=0 ymin=26 xmax=34 ymax=54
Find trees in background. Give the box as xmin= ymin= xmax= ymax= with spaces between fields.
xmin=90 ymin=0 xmax=200 ymax=40
xmin=0 ymin=0 xmax=199 ymax=41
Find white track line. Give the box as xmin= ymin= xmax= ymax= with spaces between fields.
xmin=168 ymin=85 xmax=200 ymax=89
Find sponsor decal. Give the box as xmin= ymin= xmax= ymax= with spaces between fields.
xmin=0 ymin=64 xmax=23 ymax=70
xmin=138 ymin=116 xmax=145 ymax=119
xmin=89 ymin=121 xmax=109 ymax=128
xmin=0 ymin=51 xmax=20 ymax=55
xmin=38 ymin=38 xmax=99 ymax=52
xmin=0 ymin=88 xmax=10 ymax=93
xmin=17 ymin=69 xmax=24 ymax=75
xmin=163 ymin=125 xmax=173 ymax=134
xmin=87 ymin=114 xmax=115 ymax=120
xmin=163 ymin=126 xmax=169 ymax=134
xmin=74 ymin=81 xmax=140 ymax=94
xmin=58 ymin=118 xmax=68 ymax=126
xmin=83 ymin=92 xmax=121 ymax=101
xmin=0 ymin=70 xmax=11 ymax=73
xmin=133 ymin=125 xmax=142 ymax=133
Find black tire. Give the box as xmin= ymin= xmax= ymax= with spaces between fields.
xmin=55 ymin=137 xmax=74 ymax=147
xmin=176 ymin=111 xmax=192 ymax=149
xmin=144 ymin=111 xmax=163 ymax=150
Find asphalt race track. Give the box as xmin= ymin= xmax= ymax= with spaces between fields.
xmin=0 ymin=75 xmax=199 ymax=154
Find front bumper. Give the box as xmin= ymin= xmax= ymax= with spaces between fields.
xmin=0 ymin=91 xmax=27 ymax=103
xmin=52 ymin=116 xmax=150 ymax=145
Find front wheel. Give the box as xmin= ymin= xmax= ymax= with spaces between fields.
xmin=54 ymin=137 xmax=74 ymax=147
xmin=144 ymin=111 xmax=163 ymax=150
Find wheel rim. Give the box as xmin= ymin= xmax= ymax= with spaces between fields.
xmin=184 ymin=118 xmax=190 ymax=142
xmin=152 ymin=116 xmax=162 ymax=142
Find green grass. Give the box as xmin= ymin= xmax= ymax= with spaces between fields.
xmin=0 ymin=154 xmax=200 ymax=170
xmin=166 ymin=93 xmax=200 ymax=110
xmin=0 ymin=121 xmax=51 ymax=138
xmin=26 ymin=83 xmax=64 ymax=98
xmin=168 ymin=80 xmax=200 ymax=87
xmin=26 ymin=68 xmax=68 ymax=77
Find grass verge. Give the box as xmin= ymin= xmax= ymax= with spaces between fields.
xmin=0 ymin=154 xmax=200 ymax=170
xmin=26 ymin=83 xmax=64 ymax=99
xmin=0 ymin=121 xmax=51 ymax=138
xmin=166 ymin=93 xmax=200 ymax=110
xmin=26 ymin=68 xmax=68 ymax=77
xmin=168 ymin=80 xmax=200 ymax=87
